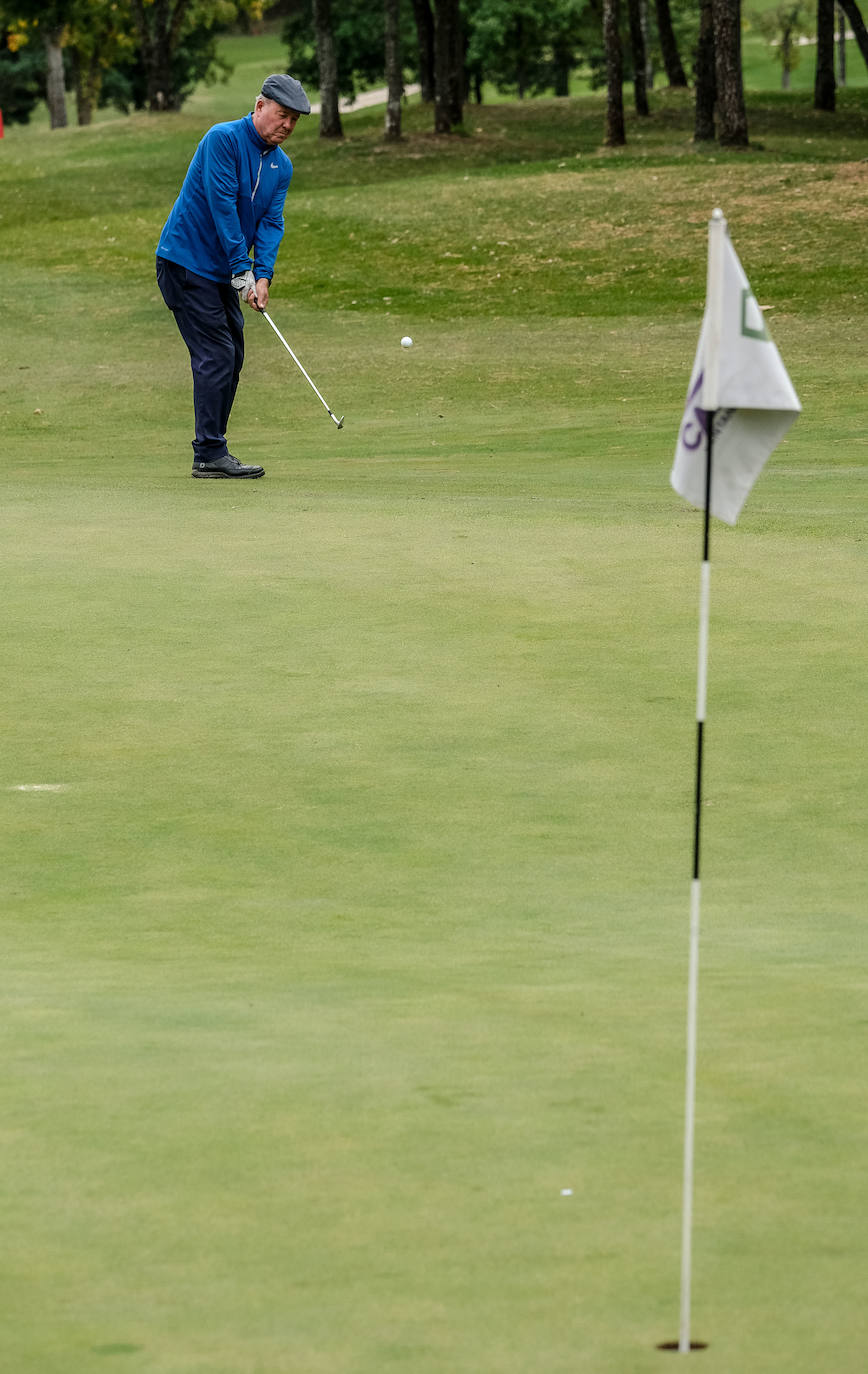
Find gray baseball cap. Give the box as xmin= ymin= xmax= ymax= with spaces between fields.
xmin=260 ymin=73 xmax=311 ymax=115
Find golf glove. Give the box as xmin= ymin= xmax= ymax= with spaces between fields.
xmin=231 ymin=270 xmax=256 ymax=300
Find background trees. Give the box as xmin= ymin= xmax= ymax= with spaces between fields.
xmin=0 ymin=0 xmax=257 ymax=124
xmin=750 ymin=2 xmax=812 ymax=89
xmin=2 ymin=0 xmax=868 ymax=140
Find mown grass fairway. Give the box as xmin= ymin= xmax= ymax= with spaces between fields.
xmin=1 ymin=63 xmax=866 ymax=1374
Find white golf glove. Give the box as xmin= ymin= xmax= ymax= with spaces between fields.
xmin=231 ymin=270 xmax=256 ymax=301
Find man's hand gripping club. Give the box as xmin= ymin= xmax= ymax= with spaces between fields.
xmin=231 ymin=270 xmax=270 ymax=312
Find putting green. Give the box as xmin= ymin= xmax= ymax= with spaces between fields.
xmin=1 ymin=73 xmax=866 ymax=1374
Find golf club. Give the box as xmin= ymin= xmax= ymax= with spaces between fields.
xmin=260 ymin=309 xmax=344 ymax=428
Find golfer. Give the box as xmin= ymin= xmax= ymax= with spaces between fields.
xmin=156 ymin=74 xmax=311 ymax=478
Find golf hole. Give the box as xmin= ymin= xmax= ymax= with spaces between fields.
xmin=657 ymin=1340 xmax=709 ymax=1352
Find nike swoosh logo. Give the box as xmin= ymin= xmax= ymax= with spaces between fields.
xmin=270 ymin=162 xmax=278 ymax=168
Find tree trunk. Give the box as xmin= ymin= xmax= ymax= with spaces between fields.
xmin=694 ymin=0 xmax=716 ymax=140
xmin=640 ymin=0 xmax=654 ymax=88
xmin=384 ymin=0 xmax=402 ymax=140
xmin=655 ymin=0 xmax=688 ymax=86
xmin=433 ymin=0 xmax=462 ymax=132
xmin=603 ymin=0 xmax=626 ymax=146
xmin=44 ymin=27 xmax=68 ymax=129
xmin=76 ymin=87 xmax=93 ymax=127
xmin=836 ymin=4 xmax=847 ymax=84
xmin=712 ymin=0 xmax=749 ymax=147
xmin=410 ymin=0 xmax=435 ymax=102
xmin=781 ymin=32 xmax=792 ymax=89
xmin=814 ymin=0 xmax=837 ymax=108
xmin=516 ymin=16 xmax=526 ymax=98
xmin=313 ymin=0 xmax=343 ymax=137
xmin=130 ymin=1 xmax=156 ymax=107
xmin=553 ymin=40 xmax=572 ymax=96
xmin=448 ymin=0 xmax=464 ymax=123
xmin=627 ymin=0 xmax=650 ymax=115
xmin=74 ymin=53 xmax=99 ymax=127
xmin=836 ymin=0 xmax=868 ymax=71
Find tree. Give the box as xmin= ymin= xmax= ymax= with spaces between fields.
xmin=410 ymin=0 xmax=435 ymax=100
xmin=284 ymin=0 xmax=417 ymax=106
xmin=712 ymin=0 xmax=748 ymax=146
xmin=814 ymin=0 xmax=836 ymax=106
xmin=129 ymin=1 xmax=251 ymax=113
xmin=311 ymin=0 xmax=342 ymax=135
xmin=837 ymin=0 xmax=868 ymax=69
xmin=129 ymin=0 xmax=185 ymax=110
xmin=655 ymin=0 xmax=687 ymax=85
xmin=549 ymin=0 xmax=587 ymax=95
xmin=433 ymin=0 xmax=462 ymax=131
xmin=694 ymin=0 xmax=716 ymax=140
xmin=836 ymin=0 xmax=846 ymax=81
xmin=384 ymin=0 xmax=401 ymax=138
xmin=467 ymin=0 xmax=546 ymax=98
xmin=2 ymin=2 xmax=72 ymax=126
xmin=626 ymin=0 xmax=649 ymax=113
xmin=603 ymin=0 xmax=625 ymax=144
xmin=1 ymin=0 xmax=250 ymax=122
xmin=750 ymin=2 xmax=812 ymax=89
xmin=0 ymin=23 xmax=42 ymax=124
xmin=67 ymin=0 xmax=136 ymax=125
xmin=465 ymin=0 xmax=589 ymax=101
xmin=43 ymin=17 xmax=67 ymax=124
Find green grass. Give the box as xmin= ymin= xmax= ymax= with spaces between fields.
xmin=1 ymin=52 xmax=867 ymax=1374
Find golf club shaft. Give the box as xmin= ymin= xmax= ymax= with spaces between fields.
xmin=260 ymin=310 xmax=344 ymax=428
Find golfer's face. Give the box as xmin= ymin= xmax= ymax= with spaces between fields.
xmin=255 ymin=99 xmax=300 ymax=145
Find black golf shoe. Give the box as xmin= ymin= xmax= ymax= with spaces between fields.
xmin=192 ymin=454 xmax=265 ymax=479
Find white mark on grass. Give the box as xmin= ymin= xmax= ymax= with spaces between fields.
xmin=9 ymin=783 xmax=69 ymax=792
xmin=560 ymin=1188 xmax=573 ymax=1197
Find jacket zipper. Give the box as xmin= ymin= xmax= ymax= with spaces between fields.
xmin=251 ymin=151 xmax=265 ymax=203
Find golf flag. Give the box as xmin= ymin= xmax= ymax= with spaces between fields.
xmin=671 ymin=211 xmax=801 ymax=524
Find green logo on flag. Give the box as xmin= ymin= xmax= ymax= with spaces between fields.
xmin=741 ymin=288 xmax=769 ymax=341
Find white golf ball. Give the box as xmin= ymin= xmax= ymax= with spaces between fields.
xmin=401 ymin=336 xmax=413 ymax=348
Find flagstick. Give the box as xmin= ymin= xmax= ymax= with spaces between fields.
xmin=678 ymin=411 xmax=714 ymax=1354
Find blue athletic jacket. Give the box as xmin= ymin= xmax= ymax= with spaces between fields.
xmin=157 ymin=113 xmax=293 ymax=283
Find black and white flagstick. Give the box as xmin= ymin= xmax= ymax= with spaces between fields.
xmin=678 ymin=409 xmax=715 ymax=1355
xmin=669 ymin=205 xmax=800 ymax=1353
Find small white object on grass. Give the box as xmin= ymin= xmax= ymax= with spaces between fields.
xmin=560 ymin=1188 xmax=573 ymax=1197
xmin=401 ymin=336 xmax=413 ymax=348
xmin=10 ymin=783 xmax=69 ymax=792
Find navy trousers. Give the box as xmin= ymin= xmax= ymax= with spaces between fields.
xmin=157 ymin=258 xmax=245 ymax=462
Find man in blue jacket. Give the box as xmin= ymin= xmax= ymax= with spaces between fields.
xmin=156 ymin=74 xmax=311 ymax=479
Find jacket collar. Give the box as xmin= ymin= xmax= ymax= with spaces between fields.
xmin=244 ymin=112 xmax=272 ymax=153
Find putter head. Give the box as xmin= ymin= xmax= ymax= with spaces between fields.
xmin=335 ymin=415 xmax=344 ymax=430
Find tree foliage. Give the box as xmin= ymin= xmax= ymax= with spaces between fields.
xmin=283 ymin=0 xmax=413 ymax=102
xmin=66 ymin=1 xmax=137 ymax=124
xmin=129 ymin=1 xmax=258 ymax=111
xmin=749 ymin=2 xmax=813 ymax=89
xmin=0 ymin=20 xmax=42 ymax=123
xmin=0 ymin=0 xmax=255 ymax=123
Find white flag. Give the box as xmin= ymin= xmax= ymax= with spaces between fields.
xmin=671 ymin=212 xmax=801 ymax=525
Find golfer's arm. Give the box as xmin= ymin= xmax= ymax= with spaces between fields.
xmin=252 ymin=178 xmax=290 ymax=284
xmin=201 ymin=131 xmax=251 ymax=278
